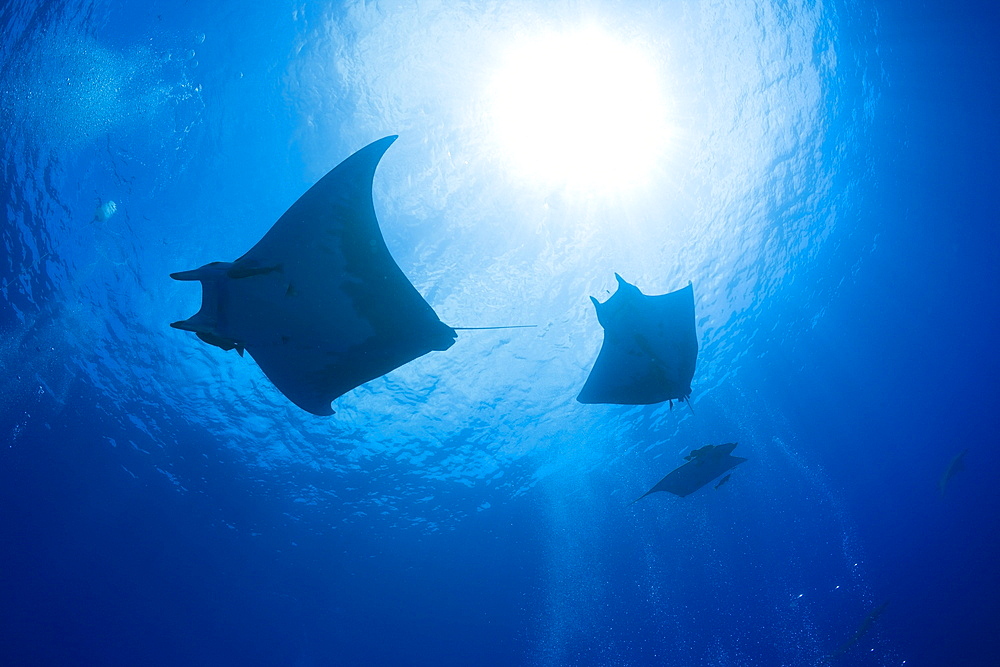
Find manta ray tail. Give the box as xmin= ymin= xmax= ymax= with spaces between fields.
xmin=628 ymin=490 xmax=654 ymax=506
xmin=452 ymin=325 xmax=537 ymax=330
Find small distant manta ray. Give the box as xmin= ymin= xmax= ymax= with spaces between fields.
xmin=939 ymin=448 xmax=968 ymax=497
xmin=170 ymin=136 xmax=531 ymax=415
xmin=820 ymin=600 xmax=889 ymax=663
xmin=714 ymin=473 xmax=732 ymax=490
xmin=577 ymin=275 xmax=697 ymax=409
xmin=631 ymin=443 xmax=747 ymax=503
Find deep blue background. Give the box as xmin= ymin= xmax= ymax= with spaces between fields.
xmin=2 ymin=0 xmax=999 ymax=665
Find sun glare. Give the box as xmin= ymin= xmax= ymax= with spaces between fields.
xmin=488 ymin=25 xmax=671 ymax=193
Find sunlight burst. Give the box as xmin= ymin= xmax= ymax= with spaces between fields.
xmin=488 ymin=25 xmax=671 ymax=193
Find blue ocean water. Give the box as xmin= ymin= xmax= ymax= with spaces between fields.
xmin=2 ymin=0 xmax=997 ymax=665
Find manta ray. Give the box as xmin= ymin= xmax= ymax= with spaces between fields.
xmin=632 ymin=443 xmax=748 ymax=502
xmin=171 ymin=136 xmax=528 ymax=415
xmin=578 ymin=275 xmax=698 ymax=408
xmin=939 ymin=448 xmax=968 ymax=497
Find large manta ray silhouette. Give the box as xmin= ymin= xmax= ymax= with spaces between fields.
xmin=578 ymin=275 xmax=698 ymax=407
xmin=171 ymin=136 xmax=485 ymax=416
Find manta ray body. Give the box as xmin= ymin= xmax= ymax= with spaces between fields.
xmin=633 ymin=443 xmax=748 ymax=502
xmin=171 ymin=136 xmax=457 ymax=416
xmin=578 ymin=275 xmax=698 ymax=407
